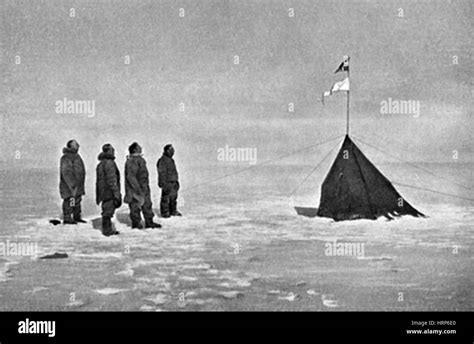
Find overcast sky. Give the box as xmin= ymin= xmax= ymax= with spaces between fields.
xmin=2 ymin=0 xmax=472 ymax=173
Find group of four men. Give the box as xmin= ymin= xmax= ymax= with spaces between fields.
xmin=59 ymin=140 xmax=181 ymax=236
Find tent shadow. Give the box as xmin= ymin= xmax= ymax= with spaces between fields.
xmin=294 ymin=207 xmax=319 ymax=218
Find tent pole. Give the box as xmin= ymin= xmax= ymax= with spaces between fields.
xmin=346 ymin=68 xmax=350 ymax=136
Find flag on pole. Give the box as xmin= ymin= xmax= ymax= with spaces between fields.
xmin=330 ymin=77 xmax=350 ymax=92
xmin=322 ymin=77 xmax=350 ymax=104
xmin=334 ymin=55 xmax=350 ymax=73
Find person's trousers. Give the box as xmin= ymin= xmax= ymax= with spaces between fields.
xmin=62 ymin=196 xmax=82 ymax=221
xmin=160 ymin=182 xmax=179 ymax=216
xmin=101 ymin=200 xmax=116 ymax=218
xmin=129 ymin=194 xmax=154 ymax=226
xmin=101 ymin=200 xmax=116 ymax=234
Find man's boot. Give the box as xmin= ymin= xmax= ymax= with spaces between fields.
xmin=72 ymin=199 xmax=87 ymax=223
xmin=169 ymin=205 xmax=181 ymax=216
xmin=102 ymin=216 xmax=112 ymax=235
xmin=169 ymin=194 xmax=181 ymax=216
xmin=74 ymin=216 xmax=87 ymax=223
xmin=102 ymin=216 xmax=119 ymax=236
xmin=131 ymin=220 xmax=143 ymax=229
xmin=63 ymin=214 xmax=77 ymax=225
xmin=145 ymin=219 xmax=161 ymax=229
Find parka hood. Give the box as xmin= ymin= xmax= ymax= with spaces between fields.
xmin=98 ymin=152 xmax=116 ymax=160
xmin=63 ymin=147 xmax=78 ymax=154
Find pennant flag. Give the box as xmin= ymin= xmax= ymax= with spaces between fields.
xmin=334 ymin=55 xmax=350 ymax=73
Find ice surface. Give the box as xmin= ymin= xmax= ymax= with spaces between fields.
xmin=1 ymin=164 xmax=473 ymax=310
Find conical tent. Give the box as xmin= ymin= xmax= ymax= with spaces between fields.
xmin=317 ymin=135 xmax=424 ymax=221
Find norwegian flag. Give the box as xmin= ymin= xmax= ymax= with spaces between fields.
xmin=334 ymin=56 xmax=350 ymax=73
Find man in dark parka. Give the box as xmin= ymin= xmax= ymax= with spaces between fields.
xmin=124 ymin=142 xmax=161 ymax=229
xmin=157 ymin=144 xmax=181 ymax=218
xmin=96 ymin=144 xmax=121 ymax=236
xmin=59 ymin=139 xmax=86 ymax=224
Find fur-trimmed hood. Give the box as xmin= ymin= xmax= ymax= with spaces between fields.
xmin=63 ymin=147 xmax=78 ymax=154
xmin=98 ymin=152 xmax=116 ymax=160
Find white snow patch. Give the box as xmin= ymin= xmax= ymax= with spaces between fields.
xmin=95 ymin=288 xmax=130 ymax=295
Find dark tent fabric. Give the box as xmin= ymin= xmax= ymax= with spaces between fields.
xmin=317 ymin=135 xmax=424 ymax=221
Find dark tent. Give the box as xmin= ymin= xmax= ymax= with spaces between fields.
xmin=316 ymin=135 xmax=424 ymax=221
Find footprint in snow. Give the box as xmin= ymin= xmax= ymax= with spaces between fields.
xmin=68 ymin=300 xmax=86 ymax=308
xmin=23 ymin=286 xmax=49 ymax=294
xmin=321 ymin=294 xmax=339 ymax=308
xmin=267 ymin=290 xmax=281 ymax=295
xmin=95 ymin=288 xmax=129 ymax=295
xmin=306 ymin=289 xmax=320 ymax=297
xmin=144 ymin=293 xmax=167 ymax=305
xmin=278 ymin=293 xmax=301 ymax=302
xmin=217 ymin=291 xmax=243 ymax=299
xmin=115 ymin=266 xmax=134 ymax=277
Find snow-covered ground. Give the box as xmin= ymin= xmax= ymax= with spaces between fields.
xmin=1 ymin=165 xmax=473 ymax=311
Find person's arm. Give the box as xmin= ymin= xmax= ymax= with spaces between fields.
xmin=79 ymin=156 xmax=86 ymax=187
xmin=157 ymin=159 xmax=166 ymax=188
xmin=104 ymin=161 xmax=120 ymax=197
xmin=126 ymin=161 xmax=143 ymax=196
xmin=61 ymin=158 xmax=76 ymax=195
xmin=95 ymin=164 xmax=100 ymax=205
